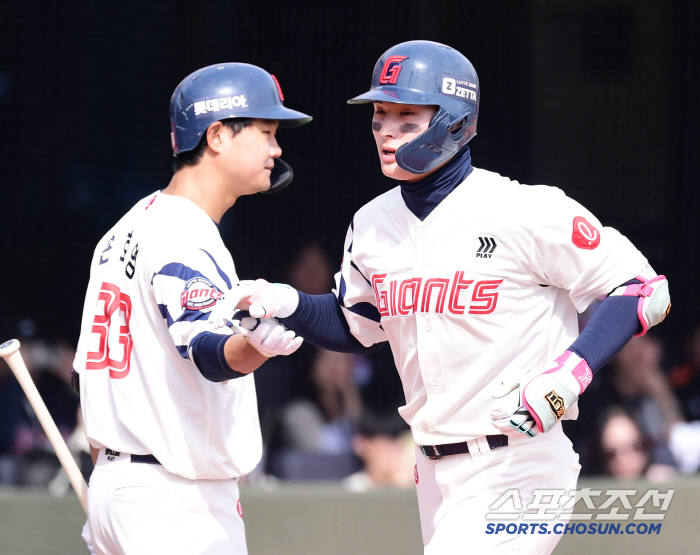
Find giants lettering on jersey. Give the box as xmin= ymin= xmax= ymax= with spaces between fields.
xmin=181 ymin=277 xmax=224 ymax=310
xmin=371 ymin=271 xmax=504 ymax=316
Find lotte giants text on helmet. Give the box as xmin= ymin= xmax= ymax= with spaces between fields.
xmin=170 ymin=63 xmax=312 ymax=193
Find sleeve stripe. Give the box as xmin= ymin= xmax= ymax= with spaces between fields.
xmin=157 ymin=303 xmax=175 ymax=327
xmin=157 ymin=304 xmax=210 ymax=328
xmin=151 ymin=263 xmax=208 ymax=285
xmin=350 ymin=260 xmax=372 ymax=286
xmin=201 ymin=249 xmax=232 ymax=289
xmin=338 ymin=274 xmax=381 ymax=322
xmin=345 ymin=302 xmax=382 ymax=323
xmin=176 ymin=309 xmax=210 ymax=324
xmin=338 ymin=274 xmax=348 ymax=307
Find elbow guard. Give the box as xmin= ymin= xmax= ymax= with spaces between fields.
xmin=608 ymin=267 xmax=671 ymax=336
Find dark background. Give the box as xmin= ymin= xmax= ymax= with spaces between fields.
xmin=0 ymin=0 xmax=697 ymax=356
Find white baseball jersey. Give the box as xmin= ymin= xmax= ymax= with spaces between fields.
xmin=336 ymin=167 xmax=648 ymax=446
xmin=74 ymin=191 xmax=262 ymax=480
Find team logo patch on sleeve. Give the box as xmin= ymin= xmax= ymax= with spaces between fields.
xmin=180 ymin=277 xmax=223 ymax=310
xmin=571 ymin=216 xmax=601 ymax=250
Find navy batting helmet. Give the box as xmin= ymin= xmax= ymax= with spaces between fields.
xmin=170 ymin=63 xmax=312 ymax=193
xmin=348 ymin=40 xmax=479 ymax=175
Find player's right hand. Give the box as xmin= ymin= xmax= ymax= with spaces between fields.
xmin=240 ymin=316 xmax=303 ymax=357
xmin=490 ymin=376 xmax=539 ymax=438
xmin=247 ymin=279 xmax=300 ymax=319
xmin=490 ymin=351 xmax=593 ymax=437
xmin=208 ymin=282 xmax=255 ymax=329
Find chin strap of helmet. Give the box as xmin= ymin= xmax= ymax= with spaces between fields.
xmin=395 ymin=108 xmax=475 ymax=175
xmin=261 ymin=158 xmax=294 ymax=194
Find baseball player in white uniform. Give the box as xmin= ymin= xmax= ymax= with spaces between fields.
xmin=213 ymin=41 xmax=671 ymax=553
xmin=73 ymin=63 xmax=311 ymax=555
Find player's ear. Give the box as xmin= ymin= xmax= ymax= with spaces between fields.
xmin=205 ymin=121 xmax=226 ymax=154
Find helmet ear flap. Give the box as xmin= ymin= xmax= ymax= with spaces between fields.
xmin=395 ymin=108 xmax=460 ymax=174
xmin=261 ymin=158 xmax=293 ymax=194
xmin=448 ymin=117 xmax=467 ymax=142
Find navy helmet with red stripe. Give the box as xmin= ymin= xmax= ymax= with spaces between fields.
xmin=170 ymin=63 xmax=312 ymax=192
xmin=348 ymin=41 xmax=479 ymax=175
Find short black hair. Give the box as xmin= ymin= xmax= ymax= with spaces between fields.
xmin=172 ymin=118 xmax=253 ymax=173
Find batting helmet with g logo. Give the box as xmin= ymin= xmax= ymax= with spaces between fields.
xmin=348 ymin=40 xmax=479 ymax=175
xmin=170 ymin=63 xmax=312 ymax=193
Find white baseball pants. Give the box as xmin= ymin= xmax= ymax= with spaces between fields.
xmin=415 ymin=423 xmax=580 ymax=555
xmin=86 ymin=450 xmax=247 ymax=555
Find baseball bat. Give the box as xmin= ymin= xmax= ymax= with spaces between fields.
xmin=0 ymin=339 xmax=88 ymax=515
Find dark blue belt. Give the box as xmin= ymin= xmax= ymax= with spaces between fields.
xmin=419 ymin=434 xmax=508 ymax=460
xmin=131 ymin=454 xmax=161 ymax=465
xmin=105 ymin=448 xmax=160 ymax=465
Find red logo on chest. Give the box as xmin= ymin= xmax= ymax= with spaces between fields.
xmin=571 ymin=216 xmax=600 ymax=250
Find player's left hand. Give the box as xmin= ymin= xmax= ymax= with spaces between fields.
xmin=490 ymin=352 xmax=594 ymax=437
xmin=239 ymin=316 xmax=303 ymax=357
xmin=208 ymin=282 xmax=255 ymax=329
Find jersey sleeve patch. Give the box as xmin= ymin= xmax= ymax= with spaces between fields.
xmin=181 ymin=276 xmax=223 ymax=310
xmin=571 ymin=216 xmax=601 ymax=250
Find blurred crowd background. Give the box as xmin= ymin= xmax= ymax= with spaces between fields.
xmin=1 ymin=0 xmax=699 ymax=495
xmin=3 ymin=241 xmax=700 ymax=492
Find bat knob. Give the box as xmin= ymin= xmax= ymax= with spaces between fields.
xmin=0 ymin=339 xmax=21 ymax=357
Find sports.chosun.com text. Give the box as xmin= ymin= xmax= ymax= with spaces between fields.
xmin=485 ymin=522 xmax=662 ymax=535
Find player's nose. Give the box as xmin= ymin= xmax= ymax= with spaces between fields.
xmin=269 ymin=136 xmax=282 ymax=158
xmin=378 ymin=121 xmax=397 ymax=139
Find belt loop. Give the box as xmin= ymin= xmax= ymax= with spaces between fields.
xmin=476 ymin=436 xmax=493 ymax=457
xmin=466 ymin=439 xmax=480 ymax=458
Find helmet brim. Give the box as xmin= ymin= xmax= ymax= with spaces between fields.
xmin=347 ymin=87 xmax=436 ymax=106
xmin=238 ymin=105 xmax=312 ymax=128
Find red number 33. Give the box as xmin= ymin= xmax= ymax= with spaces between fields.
xmin=86 ymin=282 xmax=133 ymax=379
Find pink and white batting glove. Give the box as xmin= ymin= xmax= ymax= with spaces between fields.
xmin=239 ymin=316 xmax=303 ymax=357
xmin=491 ymin=352 xmax=593 ymax=437
xmin=208 ymin=281 xmax=255 ymax=329
xmin=247 ymin=278 xmax=300 ymax=319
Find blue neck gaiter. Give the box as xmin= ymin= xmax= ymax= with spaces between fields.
xmin=397 ymin=146 xmax=473 ymax=221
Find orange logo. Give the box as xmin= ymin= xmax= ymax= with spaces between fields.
xmin=545 ymin=390 xmax=566 ymax=420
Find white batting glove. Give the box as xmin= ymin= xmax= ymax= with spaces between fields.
xmin=208 ymin=282 xmax=255 ymax=329
xmin=240 ymin=316 xmax=303 ymax=357
xmin=491 ymin=352 xmax=593 ymax=437
xmin=247 ymin=278 xmax=300 ymax=319
xmin=490 ymin=379 xmax=538 ymax=438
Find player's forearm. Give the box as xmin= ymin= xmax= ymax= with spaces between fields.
xmin=283 ymin=292 xmax=382 ymax=354
xmin=223 ymin=334 xmax=269 ymax=374
xmin=191 ymin=332 xmax=267 ymax=381
xmin=567 ymin=294 xmax=641 ymax=372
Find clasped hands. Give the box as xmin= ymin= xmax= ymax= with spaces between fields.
xmin=208 ymin=279 xmax=301 ymax=357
